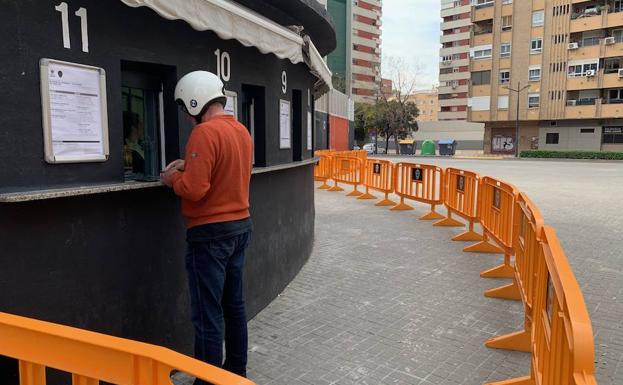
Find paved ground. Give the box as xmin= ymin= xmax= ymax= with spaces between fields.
xmin=179 ymin=158 xmax=623 ymax=384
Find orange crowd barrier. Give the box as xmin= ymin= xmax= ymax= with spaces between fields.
xmin=358 ymin=159 xmax=396 ymax=206
xmin=464 ymin=176 xmax=518 ymax=280
xmin=314 ymin=154 xmax=334 ymax=190
xmin=391 ymin=162 xmax=445 ymax=220
xmin=434 ymin=168 xmax=485 ymax=242
xmin=486 ymin=227 xmax=597 ymax=385
xmin=486 ymin=192 xmax=544 ymax=351
xmin=0 ymin=312 xmax=255 ymax=385
xmin=328 ymin=155 xmax=363 ymax=196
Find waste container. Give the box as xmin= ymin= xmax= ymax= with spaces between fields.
xmin=399 ymin=139 xmax=416 ymax=155
xmin=421 ymin=140 xmax=436 ymax=156
xmin=438 ymin=139 xmax=457 ymax=156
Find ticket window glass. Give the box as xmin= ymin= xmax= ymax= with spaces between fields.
xmin=121 ymin=71 xmax=166 ymax=181
xmin=292 ymin=89 xmax=303 ymax=162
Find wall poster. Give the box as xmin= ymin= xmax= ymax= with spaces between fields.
xmin=279 ymin=99 xmax=291 ymax=149
xmin=40 ymin=58 xmax=109 ymax=163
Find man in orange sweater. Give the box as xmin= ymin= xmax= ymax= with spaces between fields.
xmin=161 ymin=71 xmax=253 ymax=383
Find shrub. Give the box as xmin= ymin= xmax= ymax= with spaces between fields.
xmin=519 ymin=150 xmax=623 ymax=160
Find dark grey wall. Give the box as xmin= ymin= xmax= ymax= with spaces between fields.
xmin=0 ymin=163 xmax=314 ymax=380
xmin=0 ymin=0 xmax=316 ymax=189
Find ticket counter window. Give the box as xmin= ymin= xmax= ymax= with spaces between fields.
xmin=122 ymin=86 xmax=161 ymax=181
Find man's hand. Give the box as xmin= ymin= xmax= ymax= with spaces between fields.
xmin=165 ymin=159 xmax=185 ymax=172
xmin=160 ymin=168 xmax=179 ymax=188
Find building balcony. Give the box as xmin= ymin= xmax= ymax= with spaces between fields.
xmin=441 ymin=32 xmax=471 ymax=44
xmin=567 ymin=72 xmax=601 ymax=90
xmin=473 ymin=4 xmax=494 ymax=22
xmin=568 ymin=43 xmax=601 ymax=60
xmin=570 ymin=12 xmax=603 ymax=33
xmin=352 ymin=49 xmax=381 ymax=63
xmin=604 ymin=41 xmax=623 ymax=57
xmin=439 ymin=71 xmax=471 ymax=82
xmin=440 ymin=45 xmax=470 ymax=57
xmin=472 ymin=33 xmax=493 ymax=46
xmin=439 ymin=98 xmax=468 ymax=107
xmin=603 ymin=71 xmax=623 ymax=87
xmin=438 ymin=84 xmax=469 ymax=94
xmin=607 ymin=9 xmax=623 ymax=28
xmin=439 ymin=110 xmax=468 ymax=120
xmin=565 ymin=102 xmax=598 ymax=119
xmin=440 ymin=58 xmax=469 ymax=69
xmin=471 ymin=84 xmax=490 ymax=97
xmin=601 ymin=101 xmax=623 ymax=118
xmin=441 ymin=18 xmax=472 ymax=30
xmin=441 ymin=5 xmax=471 ymax=18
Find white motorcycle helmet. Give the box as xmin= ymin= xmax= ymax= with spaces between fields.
xmin=174 ymin=71 xmax=226 ymax=117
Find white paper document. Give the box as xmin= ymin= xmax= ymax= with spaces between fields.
xmin=279 ymin=99 xmax=291 ymax=149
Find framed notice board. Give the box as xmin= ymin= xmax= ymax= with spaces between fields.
xmin=40 ymin=58 xmax=109 ymax=163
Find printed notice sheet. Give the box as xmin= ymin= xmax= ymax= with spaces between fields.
xmin=279 ymin=99 xmax=291 ymax=149
xmin=307 ymin=111 xmax=312 ymax=150
xmin=41 ymin=59 xmax=108 ymax=162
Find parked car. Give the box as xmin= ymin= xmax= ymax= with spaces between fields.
xmin=362 ymin=143 xmax=386 ymax=155
xmin=353 ymin=145 xmax=361 ymax=150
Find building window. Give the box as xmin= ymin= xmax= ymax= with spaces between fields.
xmin=531 ymin=38 xmax=543 ymax=54
xmin=499 ymin=70 xmax=510 ymax=84
xmin=613 ymin=29 xmax=623 ymax=43
xmin=498 ymin=95 xmax=509 ymax=109
xmin=613 ymin=0 xmax=623 ymax=13
xmin=528 ymin=93 xmax=540 ymax=108
xmin=546 ymin=133 xmax=559 ymax=144
xmin=603 ymin=127 xmax=623 ymax=143
xmin=529 ymin=67 xmax=542 ymax=81
xmin=472 ymin=47 xmax=492 ymax=60
xmin=501 ymin=15 xmax=513 ymax=31
xmin=502 ymin=0 xmax=512 ymax=4
xmin=471 ymin=70 xmax=491 ymax=85
xmin=500 ymin=43 xmax=511 ymax=58
xmin=473 ymin=0 xmax=494 ymax=6
xmin=568 ymin=62 xmax=598 ymax=77
xmin=607 ymin=89 xmax=623 ymax=103
xmin=605 ymin=58 xmax=622 ymax=74
xmin=532 ymin=11 xmax=545 ymax=26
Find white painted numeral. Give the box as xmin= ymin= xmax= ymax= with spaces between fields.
xmin=281 ymin=71 xmax=287 ymax=94
xmin=75 ymin=7 xmax=89 ymax=53
xmin=55 ymin=2 xmax=71 ymax=49
xmin=55 ymin=3 xmax=89 ymax=52
xmin=214 ymin=49 xmax=231 ymax=82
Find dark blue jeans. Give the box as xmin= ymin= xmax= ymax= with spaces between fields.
xmin=185 ymin=231 xmax=251 ymax=382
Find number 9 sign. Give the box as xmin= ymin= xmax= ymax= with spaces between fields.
xmin=281 ymin=71 xmax=287 ymax=94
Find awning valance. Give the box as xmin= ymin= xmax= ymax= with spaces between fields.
xmin=120 ymin=0 xmax=332 ymax=96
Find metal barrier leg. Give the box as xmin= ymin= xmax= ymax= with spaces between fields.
xmin=480 ymin=254 xmax=514 ymax=279
xmin=463 ymin=235 xmax=504 ymax=254
xmin=484 ymin=376 xmax=534 ymax=385
xmin=318 ymin=180 xmax=331 ymax=190
xmin=420 ymin=205 xmax=445 ymax=221
xmin=358 ymin=187 xmax=376 ymax=200
xmin=485 ymin=329 xmax=531 ymax=353
xmin=346 ymin=185 xmax=364 ymax=197
xmin=328 ymin=181 xmax=344 ymax=192
xmin=484 ymin=279 xmax=521 ymax=301
xmin=19 ymin=361 xmax=46 ymax=385
xmin=433 ymin=212 xmax=465 ymax=227
xmin=375 ymin=193 xmax=396 ymax=207
xmin=390 ymin=197 xmax=414 ymax=211
xmin=452 ymin=222 xmax=485 ymax=242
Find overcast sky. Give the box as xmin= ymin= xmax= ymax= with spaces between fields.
xmin=381 ymin=0 xmax=440 ymax=90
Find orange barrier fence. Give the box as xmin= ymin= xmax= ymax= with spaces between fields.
xmin=314 ymin=154 xmax=333 ymax=190
xmin=464 ymin=177 xmax=518 ymax=280
xmin=358 ymin=159 xmax=396 ymax=206
xmin=314 ymin=153 xmax=597 ymax=385
xmin=0 ymin=312 xmax=254 ymax=385
xmin=435 ymin=168 xmax=484 ymax=242
xmin=486 ymin=227 xmax=597 ymax=385
xmin=392 ymin=162 xmax=445 ymax=220
xmin=486 ymin=192 xmax=544 ymax=351
xmin=328 ymin=155 xmax=363 ymax=196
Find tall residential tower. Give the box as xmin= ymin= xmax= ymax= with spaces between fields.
xmin=468 ymin=0 xmax=623 ymax=153
xmin=439 ymin=0 xmax=472 ymax=120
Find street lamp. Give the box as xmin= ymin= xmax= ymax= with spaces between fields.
xmin=504 ymin=81 xmax=530 ymax=157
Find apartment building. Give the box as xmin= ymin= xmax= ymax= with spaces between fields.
xmin=409 ymin=89 xmax=440 ymax=121
xmin=469 ymin=0 xmax=623 ymax=154
xmin=326 ymin=0 xmax=383 ymax=104
xmin=439 ymin=0 xmax=472 ymax=120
